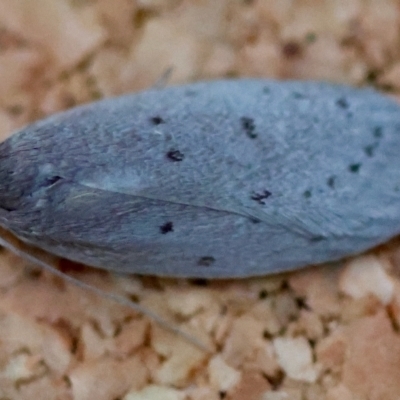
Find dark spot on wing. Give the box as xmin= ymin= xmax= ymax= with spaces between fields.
xmin=198 ymin=256 xmax=215 ymax=267
xmin=240 ymin=117 xmax=257 ymax=139
xmin=160 ymin=221 xmax=173 ymax=234
xmin=251 ymin=190 xmax=272 ymax=205
xmin=150 ymin=116 xmax=165 ymax=125
xmin=336 ymin=97 xmax=349 ymax=109
xmin=166 ymin=149 xmax=184 ymax=162
xmin=303 ymin=190 xmax=312 ymax=199
xmin=348 ymin=163 xmax=361 ymax=173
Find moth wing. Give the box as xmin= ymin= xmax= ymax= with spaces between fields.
xmin=223 ymin=202 xmax=365 ymax=239
xmin=74 ymin=178 xmax=365 ymax=240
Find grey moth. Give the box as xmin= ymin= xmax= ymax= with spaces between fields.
xmin=0 ymin=79 xmax=399 ymax=278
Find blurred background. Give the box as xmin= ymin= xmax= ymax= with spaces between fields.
xmin=1 ymin=1 xmax=400 ymax=400
xmin=1 ymin=0 xmax=399 ymax=139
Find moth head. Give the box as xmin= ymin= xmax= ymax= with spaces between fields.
xmin=0 ymin=132 xmax=55 ymax=213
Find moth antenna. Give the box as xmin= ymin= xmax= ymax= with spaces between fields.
xmin=0 ymin=226 xmax=212 ymax=353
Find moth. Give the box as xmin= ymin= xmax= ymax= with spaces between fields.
xmin=1 ymin=79 xmax=399 ymax=279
